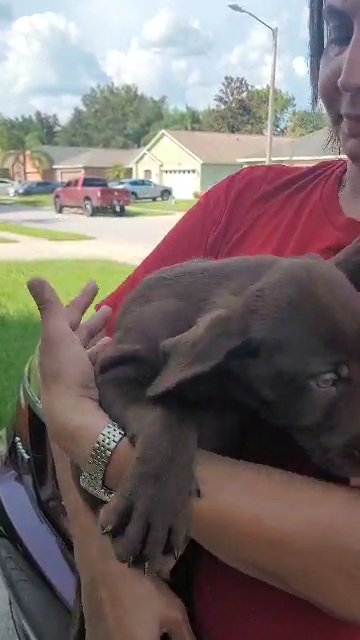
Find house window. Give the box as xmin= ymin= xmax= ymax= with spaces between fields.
xmin=144 ymin=170 xmax=152 ymax=179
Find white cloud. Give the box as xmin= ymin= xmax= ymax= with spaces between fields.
xmin=292 ymin=55 xmax=308 ymax=78
xmin=0 ymin=1 xmax=312 ymax=117
xmin=104 ymin=42 xmax=209 ymax=106
xmin=223 ymin=26 xmax=285 ymax=87
xmin=103 ymin=9 xmax=214 ymax=107
xmin=140 ymin=7 xmax=212 ymax=56
xmin=0 ymin=12 xmax=108 ymax=116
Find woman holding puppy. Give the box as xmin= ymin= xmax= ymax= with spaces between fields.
xmin=30 ymin=1 xmax=360 ymax=638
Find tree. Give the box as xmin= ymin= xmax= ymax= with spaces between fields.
xmin=31 ymin=111 xmax=60 ymax=145
xmin=58 ymin=83 xmax=167 ymax=149
xmin=106 ymin=164 xmax=132 ymax=180
xmin=141 ymin=105 xmax=203 ymax=145
xmin=247 ymin=87 xmax=296 ymax=135
xmin=200 ymin=107 xmax=219 ymax=132
xmin=163 ymin=106 xmax=202 ymax=131
xmin=0 ymin=117 xmax=52 ymax=181
xmin=208 ymin=76 xmax=296 ymax=136
xmin=287 ymin=109 xmax=326 ymax=137
xmin=212 ymin=75 xmax=258 ymax=134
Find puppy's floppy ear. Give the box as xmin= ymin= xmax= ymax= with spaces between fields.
xmin=331 ymin=236 xmax=360 ymax=290
xmin=96 ymin=344 xmax=144 ymax=424
xmin=96 ymin=344 xmax=144 ymax=377
xmin=147 ymin=308 xmax=260 ymax=398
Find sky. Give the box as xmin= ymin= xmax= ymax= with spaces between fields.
xmin=0 ymin=0 xmax=310 ymax=121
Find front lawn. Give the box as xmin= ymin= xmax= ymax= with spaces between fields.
xmin=0 ymin=260 xmax=134 ymax=431
xmin=129 ymin=199 xmax=195 ymax=215
xmin=0 ymin=194 xmax=53 ymax=208
xmin=0 ymin=222 xmax=91 ymax=241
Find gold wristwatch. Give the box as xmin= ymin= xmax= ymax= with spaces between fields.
xmin=79 ymin=421 xmax=125 ymax=503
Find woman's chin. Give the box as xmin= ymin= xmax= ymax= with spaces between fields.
xmin=340 ymin=132 xmax=360 ymax=164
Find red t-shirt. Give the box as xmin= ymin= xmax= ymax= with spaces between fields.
xmin=99 ymin=159 xmax=360 ymax=639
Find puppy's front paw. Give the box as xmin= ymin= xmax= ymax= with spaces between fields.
xmin=99 ymin=453 xmax=195 ymax=576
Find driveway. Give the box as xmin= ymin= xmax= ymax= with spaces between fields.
xmin=0 ymin=205 xmax=184 ymax=250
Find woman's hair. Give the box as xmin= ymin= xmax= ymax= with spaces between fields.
xmin=309 ymin=0 xmax=341 ymax=152
xmin=309 ymin=0 xmax=325 ymax=108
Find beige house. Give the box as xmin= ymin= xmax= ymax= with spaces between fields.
xmin=132 ymin=129 xmax=296 ymax=198
xmin=132 ymin=127 xmax=343 ymax=198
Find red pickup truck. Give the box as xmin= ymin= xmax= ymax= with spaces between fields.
xmin=53 ymin=176 xmax=131 ymax=216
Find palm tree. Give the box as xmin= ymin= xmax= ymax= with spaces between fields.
xmin=106 ymin=164 xmax=132 ymax=181
xmin=0 ymin=119 xmax=52 ymax=181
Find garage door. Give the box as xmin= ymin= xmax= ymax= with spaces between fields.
xmin=57 ymin=169 xmax=83 ymax=182
xmin=162 ymin=170 xmax=198 ymax=199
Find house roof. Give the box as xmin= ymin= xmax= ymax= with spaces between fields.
xmin=281 ymin=127 xmax=342 ymax=159
xmin=137 ymin=128 xmax=343 ymax=165
xmin=40 ymin=145 xmax=142 ymax=168
xmin=163 ymin=130 xmax=296 ymax=164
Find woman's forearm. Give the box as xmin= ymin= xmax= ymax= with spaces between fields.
xmin=53 ymin=446 xmax=150 ymax=640
xmin=56 ymin=410 xmax=360 ymax=623
xmin=193 ymin=451 xmax=360 ymax=623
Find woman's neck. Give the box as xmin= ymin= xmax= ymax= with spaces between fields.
xmin=339 ymin=161 xmax=360 ymax=221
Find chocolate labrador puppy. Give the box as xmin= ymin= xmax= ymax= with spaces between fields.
xmin=89 ymin=239 xmax=360 ymax=579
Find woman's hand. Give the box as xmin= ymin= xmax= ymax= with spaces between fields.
xmin=28 ymin=277 xmax=110 ymax=421
xmin=27 ymin=277 xmax=133 ymax=468
xmin=53 ymin=444 xmax=195 ymax=640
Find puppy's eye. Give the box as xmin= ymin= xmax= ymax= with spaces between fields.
xmin=314 ymin=372 xmax=339 ymax=389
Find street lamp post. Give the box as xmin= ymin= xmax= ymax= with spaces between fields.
xmin=228 ymin=3 xmax=278 ymax=165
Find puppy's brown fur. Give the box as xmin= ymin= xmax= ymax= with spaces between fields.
xmin=85 ymin=239 xmax=360 ymax=578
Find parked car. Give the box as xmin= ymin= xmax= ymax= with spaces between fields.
xmin=0 ymin=178 xmax=15 ymax=196
xmin=0 ymin=351 xmax=73 ymax=639
xmin=9 ymin=181 xmax=62 ymax=197
xmin=109 ymin=179 xmax=172 ymax=202
xmin=53 ymin=176 xmax=131 ymax=216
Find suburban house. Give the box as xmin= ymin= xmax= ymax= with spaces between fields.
xmin=5 ymin=146 xmax=141 ymax=183
xmin=49 ymin=147 xmax=141 ymax=182
xmin=131 ymin=130 xmax=296 ymax=198
xmin=2 ymin=126 xmax=342 ymax=199
xmin=131 ymin=127 xmax=343 ymax=198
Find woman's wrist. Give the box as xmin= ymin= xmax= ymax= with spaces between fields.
xmin=49 ymin=403 xmax=133 ymax=486
xmin=49 ymin=404 xmax=114 ymax=468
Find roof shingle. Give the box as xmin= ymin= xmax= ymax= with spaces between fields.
xmin=165 ymin=130 xmax=296 ymax=164
xmin=40 ymin=145 xmax=141 ymax=168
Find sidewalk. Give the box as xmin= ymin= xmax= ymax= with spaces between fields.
xmin=0 ymin=231 xmax=151 ymax=265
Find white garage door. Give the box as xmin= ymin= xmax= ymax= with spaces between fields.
xmin=162 ymin=170 xmax=198 ymax=199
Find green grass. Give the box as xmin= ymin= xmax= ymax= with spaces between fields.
xmin=0 ymin=237 xmax=17 ymax=243
xmin=71 ymin=199 xmax=196 ymax=218
xmin=0 ymin=260 xmax=134 ymax=431
xmin=126 ymin=200 xmax=196 ymax=215
xmin=0 ymin=194 xmax=53 ymax=207
xmin=0 ymin=222 xmax=91 ymax=242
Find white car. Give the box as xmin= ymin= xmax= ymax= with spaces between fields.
xmin=109 ymin=179 xmax=173 ymax=202
xmin=0 ymin=178 xmax=15 ymax=196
